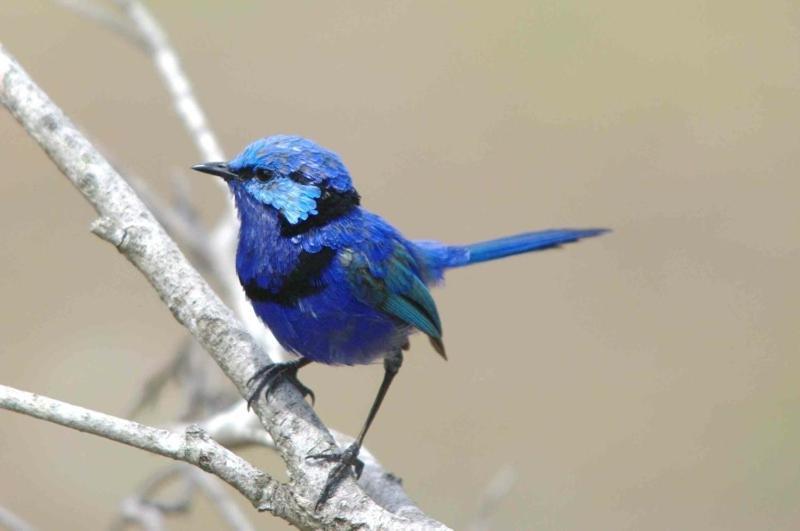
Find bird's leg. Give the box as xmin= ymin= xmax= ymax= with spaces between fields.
xmin=308 ymin=350 xmax=403 ymax=511
xmin=246 ymin=357 xmax=314 ymax=409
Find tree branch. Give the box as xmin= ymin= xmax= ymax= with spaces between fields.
xmin=123 ymin=171 xmax=216 ymax=272
xmin=112 ymin=464 xmax=254 ymax=531
xmin=54 ymin=0 xmax=280 ymax=353
xmin=115 ymin=0 xmax=224 ymax=162
xmin=186 ymin=401 xmax=430 ymax=519
xmin=112 ymin=466 xmax=187 ymax=531
xmin=0 ymin=384 xmax=292 ymax=517
xmin=116 ymin=0 xmax=278 ymax=353
xmin=188 ymin=468 xmax=256 ymax=531
xmin=53 ymin=0 xmax=146 ymax=48
xmin=0 ymin=505 xmax=35 ymax=531
xmin=0 ymin=45 xmax=447 ymax=529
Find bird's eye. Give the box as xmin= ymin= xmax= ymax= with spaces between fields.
xmin=255 ymin=169 xmax=274 ymax=181
xmin=236 ymin=167 xmax=273 ymax=181
xmin=239 ymin=168 xmax=273 ymax=181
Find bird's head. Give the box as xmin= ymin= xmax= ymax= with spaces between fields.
xmin=192 ymin=135 xmax=360 ymax=228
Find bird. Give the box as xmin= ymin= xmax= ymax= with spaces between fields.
xmin=192 ymin=134 xmax=607 ymax=509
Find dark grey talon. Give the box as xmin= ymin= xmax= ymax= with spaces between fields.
xmin=307 ymin=442 xmax=364 ymax=510
xmin=246 ymin=358 xmax=314 ymax=409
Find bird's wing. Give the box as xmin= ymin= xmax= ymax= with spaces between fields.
xmin=343 ymin=241 xmax=446 ymax=358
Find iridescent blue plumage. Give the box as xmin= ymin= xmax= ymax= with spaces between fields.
xmin=217 ymin=135 xmax=607 ymax=365
xmin=192 ymin=134 xmax=607 ymax=508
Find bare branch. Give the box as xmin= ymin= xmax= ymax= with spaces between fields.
xmin=0 ymin=46 xmax=447 ymax=529
xmin=0 ymin=384 xmax=291 ymax=516
xmin=135 ymin=467 xmax=195 ymax=514
xmin=468 ymin=465 xmax=517 ymax=531
xmin=117 ymin=498 xmax=165 ymax=531
xmin=114 ymin=0 xmax=223 ymax=162
xmin=113 ymin=0 xmax=277 ymax=351
xmin=53 ymin=0 xmax=145 ymax=48
xmin=188 ymin=468 xmax=255 ymax=531
xmin=124 ymin=172 xmax=215 ymax=271
xmin=55 ymin=0 xmax=279 ymax=354
xmin=190 ymin=402 xmax=432 ymax=519
xmin=113 ymin=464 xmax=253 ymax=531
xmin=127 ymin=337 xmax=191 ymax=418
xmin=0 ymin=506 xmax=35 ymax=531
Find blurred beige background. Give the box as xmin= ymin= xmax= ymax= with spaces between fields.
xmin=1 ymin=1 xmax=799 ymax=529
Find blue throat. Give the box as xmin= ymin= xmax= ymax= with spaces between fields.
xmin=232 ymin=184 xmax=302 ymax=290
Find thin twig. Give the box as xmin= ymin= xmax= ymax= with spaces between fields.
xmin=141 ymin=471 xmax=195 ymax=514
xmin=54 ymin=0 xmax=281 ymax=355
xmin=53 ymin=0 xmax=145 ymax=48
xmin=113 ymin=0 xmax=279 ymax=353
xmin=0 ymin=506 xmax=35 ymax=531
xmin=126 ymin=336 xmax=235 ymax=422
xmin=468 ymin=465 xmax=517 ymax=531
xmin=113 ymin=464 xmax=253 ymax=531
xmin=176 ymin=340 xmax=238 ymax=421
xmin=117 ymin=498 xmax=164 ymax=531
xmin=112 ymin=465 xmax=193 ymax=530
xmin=115 ymin=0 xmax=224 ymax=162
xmin=188 ymin=468 xmax=255 ymax=531
xmin=127 ymin=337 xmax=191 ymax=418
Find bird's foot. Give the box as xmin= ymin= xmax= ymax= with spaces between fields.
xmin=246 ymin=358 xmax=314 ymax=409
xmin=306 ymin=442 xmax=365 ymax=510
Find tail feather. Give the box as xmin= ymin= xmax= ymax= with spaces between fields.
xmin=457 ymin=228 xmax=608 ymax=267
xmin=413 ymin=228 xmax=608 ymax=280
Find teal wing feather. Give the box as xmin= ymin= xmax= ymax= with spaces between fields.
xmin=343 ymin=242 xmax=446 ymax=358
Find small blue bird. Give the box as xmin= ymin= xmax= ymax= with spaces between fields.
xmin=193 ymin=135 xmax=607 ymax=508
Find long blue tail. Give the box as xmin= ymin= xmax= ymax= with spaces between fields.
xmin=414 ymin=228 xmax=608 ymax=274
xmin=461 ymin=228 xmax=608 ymax=266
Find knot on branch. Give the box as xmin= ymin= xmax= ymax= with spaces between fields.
xmin=184 ymin=424 xmax=214 ymax=471
xmin=90 ymin=216 xmax=128 ymax=249
xmin=39 ymin=112 xmax=59 ymax=132
xmin=184 ymin=424 xmax=210 ymax=443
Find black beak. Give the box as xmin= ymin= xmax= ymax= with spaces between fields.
xmin=191 ymin=162 xmax=238 ymax=181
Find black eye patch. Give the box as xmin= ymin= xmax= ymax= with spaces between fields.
xmin=236 ymin=167 xmax=274 ymax=181
xmin=279 ymin=187 xmax=361 ymax=236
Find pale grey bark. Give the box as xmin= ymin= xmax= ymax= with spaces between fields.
xmin=0 ymin=45 xmax=448 ymax=530
xmin=0 ymin=385 xmax=290 ymax=519
xmin=186 ymin=402 xmax=432 ymax=519
xmin=0 ymin=505 xmax=35 ymax=531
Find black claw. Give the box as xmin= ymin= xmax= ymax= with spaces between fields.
xmin=291 ymin=377 xmax=316 ymax=406
xmin=307 ymin=442 xmax=363 ymax=510
xmin=353 ymin=458 xmax=365 ymax=480
xmin=246 ymin=359 xmax=313 ymax=409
